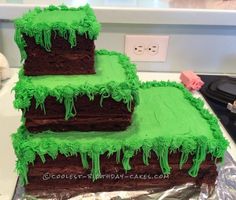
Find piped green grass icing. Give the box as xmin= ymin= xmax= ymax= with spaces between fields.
xmin=13 ymin=50 xmax=140 ymax=120
xmin=12 ymin=81 xmax=228 ymax=185
xmin=14 ymin=4 xmax=101 ymax=62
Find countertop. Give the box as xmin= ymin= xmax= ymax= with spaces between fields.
xmin=0 ymin=68 xmax=235 ymax=200
xmin=2 ymin=0 xmax=236 ymax=26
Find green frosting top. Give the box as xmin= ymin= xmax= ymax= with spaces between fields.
xmin=14 ymin=4 xmax=101 ymax=61
xmin=12 ymin=82 xmax=228 ymax=185
xmin=13 ymin=50 xmax=139 ymax=120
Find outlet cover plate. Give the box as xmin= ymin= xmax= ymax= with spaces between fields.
xmin=125 ymin=35 xmax=169 ymax=62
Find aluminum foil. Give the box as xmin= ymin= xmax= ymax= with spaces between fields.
xmin=13 ymin=151 xmax=236 ymax=200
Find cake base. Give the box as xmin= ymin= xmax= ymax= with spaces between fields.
xmin=25 ymin=152 xmax=217 ymax=199
xmin=25 ymin=96 xmax=134 ymax=132
xmin=24 ymin=34 xmax=95 ymax=75
xmin=13 ymin=83 xmax=228 ymax=199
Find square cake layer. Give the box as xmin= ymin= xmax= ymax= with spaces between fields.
xmin=23 ymin=34 xmax=95 ymax=75
xmin=25 ymin=153 xmax=217 ymax=199
xmin=12 ymin=82 xmax=228 ymax=198
xmin=13 ymin=50 xmax=139 ymax=132
xmin=14 ymin=5 xmax=100 ymax=75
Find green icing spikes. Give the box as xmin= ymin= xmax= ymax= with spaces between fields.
xmin=91 ymin=153 xmax=101 ymax=180
xmin=14 ymin=4 xmax=101 ymax=61
xmin=122 ymin=149 xmax=134 ymax=172
xmin=188 ymin=137 xmax=208 ymax=177
xmin=80 ymin=153 xmax=89 ymax=169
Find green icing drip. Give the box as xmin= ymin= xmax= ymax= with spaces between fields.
xmin=116 ymin=149 xmax=121 ymax=164
xmin=122 ymin=149 xmax=134 ymax=172
xmin=188 ymin=137 xmax=208 ymax=177
xmin=179 ymin=139 xmax=196 ymax=169
xmin=13 ymin=50 xmax=140 ymax=120
xmin=14 ymin=4 xmax=101 ymax=61
xmin=34 ymin=87 xmax=47 ymax=114
xmin=142 ymin=140 xmax=152 ymax=166
xmin=99 ymin=92 xmax=110 ymax=107
xmin=91 ymin=153 xmax=101 ymax=180
xmin=153 ymin=138 xmax=171 ymax=174
xmin=80 ymin=152 xmax=89 ymax=169
xmin=62 ymin=87 xmax=77 ymax=120
xmin=64 ymin=97 xmax=76 ymax=120
xmin=12 ymin=82 xmax=229 ymax=185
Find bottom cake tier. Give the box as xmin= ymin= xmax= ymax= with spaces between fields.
xmin=25 ymin=152 xmax=217 ymax=199
xmin=12 ymin=82 xmax=228 ymax=199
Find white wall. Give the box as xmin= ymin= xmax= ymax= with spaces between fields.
xmin=1 ymin=21 xmax=236 ymax=74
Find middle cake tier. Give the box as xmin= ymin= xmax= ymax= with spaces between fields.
xmin=13 ymin=50 xmax=140 ymax=132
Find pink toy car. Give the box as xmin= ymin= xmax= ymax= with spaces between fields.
xmin=180 ymin=71 xmax=204 ymax=91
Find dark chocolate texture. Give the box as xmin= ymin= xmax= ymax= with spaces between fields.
xmin=25 ymin=152 xmax=217 ymax=199
xmin=25 ymin=95 xmax=134 ymax=132
xmin=24 ymin=33 xmax=95 ymax=75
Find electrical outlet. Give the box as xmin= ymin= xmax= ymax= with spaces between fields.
xmin=147 ymin=43 xmax=159 ymax=56
xmin=125 ymin=35 xmax=169 ymax=62
xmin=134 ymin=44 xmax=145 ymax=55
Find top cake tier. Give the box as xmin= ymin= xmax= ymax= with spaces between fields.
xmin=14 ymin=4 xmax=101 ymax=75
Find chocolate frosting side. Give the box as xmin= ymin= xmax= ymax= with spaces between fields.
xmin=25 ymin=95 xmax=134 ymax=132
xmin=26 ymin=96 xmax=134 ymax=118
xmin=24 ymin=34 xmax=95 ymax=75
xmin=25 ymin=116 xmax=132 ymax=132
xmin=25 ymin=152 xmax=217 ymax=199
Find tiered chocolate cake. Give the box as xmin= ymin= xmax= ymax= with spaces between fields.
xmin=14 ymin=5 xmax=138 ymax=132
xmin=12 ymin=5 xmax=228 ymax=199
